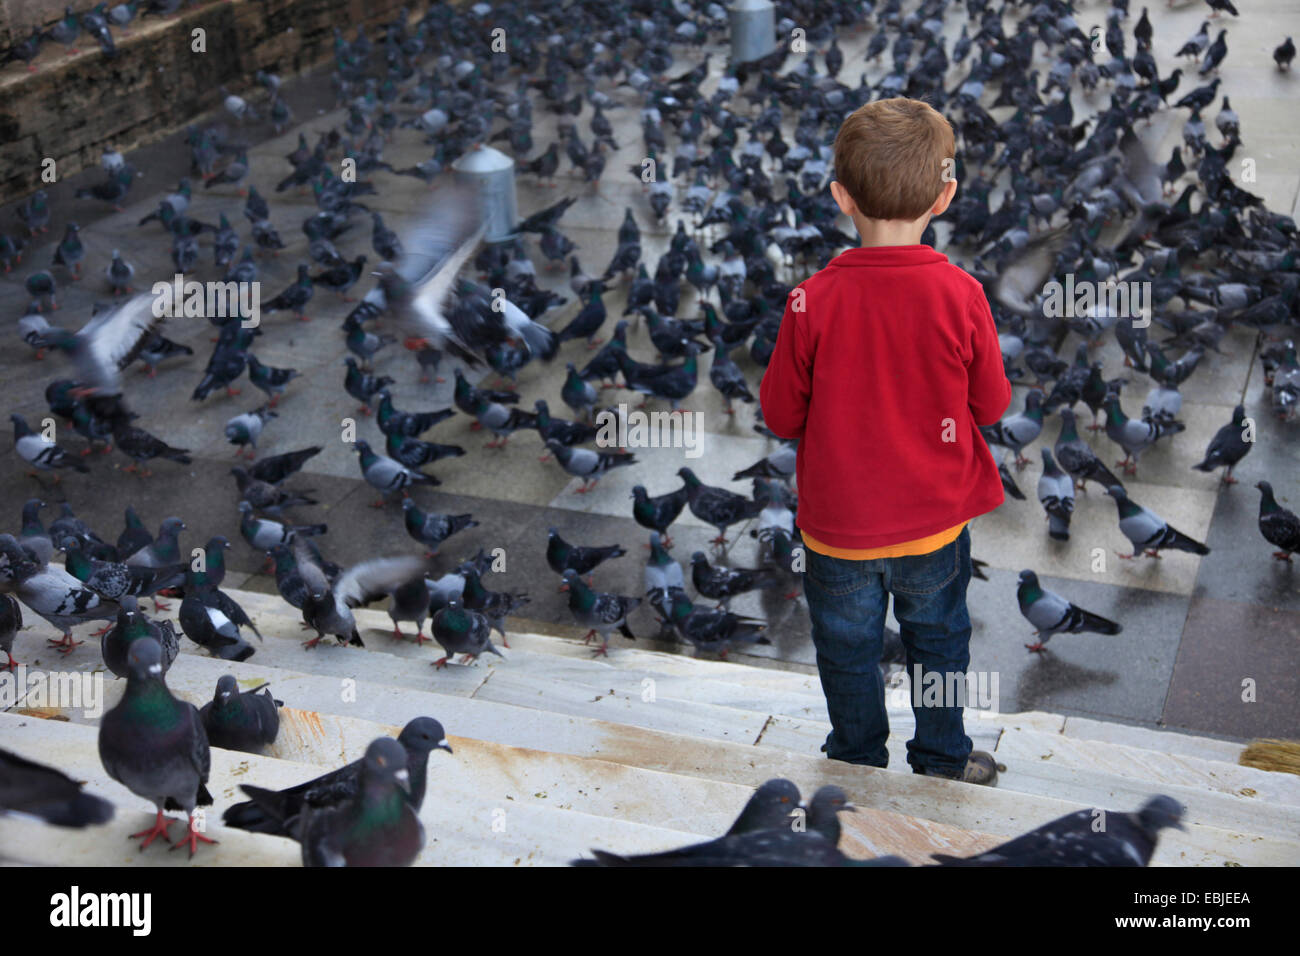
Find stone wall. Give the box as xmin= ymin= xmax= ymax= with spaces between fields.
xmin=0 ymin=0 xmax=422 ymax=205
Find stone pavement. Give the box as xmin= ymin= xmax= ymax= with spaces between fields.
xmin=1 ymin=0 xmax=1298 ymax=745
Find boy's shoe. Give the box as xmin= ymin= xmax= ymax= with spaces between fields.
xmin=921 ymin=751 xmax=1000 ymax=786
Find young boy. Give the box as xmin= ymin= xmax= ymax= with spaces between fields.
xmin=759 ymin=98 xmax=1012 ymax=785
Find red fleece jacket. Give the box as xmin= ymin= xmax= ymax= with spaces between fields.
xmin=759 ymin=245 xmax=1012 ymax=550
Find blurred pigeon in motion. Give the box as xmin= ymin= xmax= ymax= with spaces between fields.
xmin=0 ymin=746 xmax=114 ymax=829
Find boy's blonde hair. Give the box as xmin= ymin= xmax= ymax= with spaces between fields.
xmin=832 ymin=97 xmax=955 ymax=221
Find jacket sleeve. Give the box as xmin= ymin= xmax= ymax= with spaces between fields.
xmin=759 ymin=290 xmax=813 ymax=439
xmin=966 ymin=289 xmax=1013 ymax=427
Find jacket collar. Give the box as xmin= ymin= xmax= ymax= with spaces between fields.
xmin=828 ymin=245 xmax=949 ymax=267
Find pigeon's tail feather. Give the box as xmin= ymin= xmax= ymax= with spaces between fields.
xmin=1076 ymin=607 xmax=1122 ymax=635
xmin=1048 ymin=514 xmax=1070 ymax=541
xmin=618 ymin=621 xmax=636 ymax=641
xmin=1166 ymin=527 xmax=1210 ymax=555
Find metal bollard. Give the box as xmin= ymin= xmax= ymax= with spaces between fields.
xmin=730 ymin=0 xmax=776 ymax=66
xmin=453 ymin=145 xmax=518 ymax=243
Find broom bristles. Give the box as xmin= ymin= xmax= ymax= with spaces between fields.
xmin=1239 ymin=739 xmax=1300 ymax=776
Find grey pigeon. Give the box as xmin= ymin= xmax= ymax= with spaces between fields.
xmin=1106 ymin=486 xmax=1210 ymax=560
xmin=97 ymin=637 xmax=215 ymax=857
xmin=561 ymin=569 xmax=639 ymax=656
xmin=1016 ymin=569 xmax=1122 ymax=653
xmin=101 ymin=596 xmax=180 ymax=678
xmin=546 ymin=439 xmax=637 ymax=493
xmin=1103 ymin=394 xmax=1184 ymax=475
xmin=1054 ymin=408 xmax=1124 ymax=492
xmin=430 ymin=598 xmax=502 ymax=668
xmin=1036 ymin=449 xmax=1074 ymax=541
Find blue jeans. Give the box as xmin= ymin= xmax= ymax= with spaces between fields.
xmin=802 ymin=526 xmax=974 ymax=776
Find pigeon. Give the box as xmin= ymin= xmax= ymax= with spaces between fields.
xmin=1192 ymin=404 xmax=1252 ymax=484
xmin=246 ymin=355 xmax=300 ymax=406
xmin=101 ymin=596 xmax=180 ymax=679
xmin=223 ymin=717 xmax=451 ymax=835
xmin=631 ymin=482 xmax=690 ymax=545
xmin=0 ymin=533 xmax=113 ymax=653
xmin=1254 ymin=481 xmax=1300 ymax=561
xmin=297 ymin=544 xmax=428 ymax=650
xmin=376 ymin=390 xmax=455 ymax=438
xmin=574 ymin=783 xmax=858 ymax=866
xmin=354 ymin=439 xmax=439 ymax=505
xmin=225 ymin=406 xmax=276 ymax=458
xmin=1106 ymin=486 xmax=1210 ymax=560
xmin=198 ymin=675 xmax=281 ymax=755
xmin=546 ymin=528 xmax=626 ymax=585
xmin=1054 ymin=409 xmax=1124 ymax=493
xmin=1036 ymin=449 xmax=1075 ymax=542
xmin=178 ymin=570 xmax=257 ymax=663
xmin=430 ymin=598 xmax=502 ymax=668
xmin=1102 ymin=395 xmax=1184 ymax=475
xmin=534 ymin=399 xmax=598 ymax=456
xmin=0 ymin=746 xmax=114 ymax=828
xmin=655 ymin=588 xmax=770 ymax=657
xmin=263 ymin=265 xmax=313 ymax=321
xmin=1016 ymin=569 xmax=1122 ymax=653
xmin=460 ymin=568 xmax=529 ymax=647
xmin=237 ymin=502 xmax=326 ymax=551
xmin=546 ymin=440 xmax=636 ymax=493
xmin=297 ymin=737 xmax=425 ymax=867
xmin=561 ymin=570 xmax=639 ymax=656
xmin=689 ymin=552 xmax=781 ymax=609
xmin=0 ymin=593 xmax=20 ymax=671
xmin=733 ymin=442 xmax=797 ymax=482
xmin=931 ymin=796 xmax=1184 ymax=867
xmin=248 ymin=445 xmax=322 ymax=485
xmin=1275 ymin=37 xmax=1295 ymax=71
xmin=643 ymin=533 xmax=685 ymax=603
xmin=11 ymin=413 xmax=89 ymax=476
xmin=980 ymin=390 xmax=1044 ymax=468
xmin=561 ymin=363 xmax=599 ymax=421
xmin=401 ymin=500 xmax=478 ymax=555
xmin=677 ymin=467 xmax=763 ymax=545
xmin=58 ymin=537 xmax=183 ymax=606
xmin=97 ymin=637 xmax=215 ymax=856
xmin=124 ymin=516 xmax=185 ymax=569
xmin=135 ymin=332 xmax=192 ymax=375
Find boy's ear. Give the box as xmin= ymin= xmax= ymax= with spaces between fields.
xmin=829 ymin=180 xmax=858 ymax=218
xmin=930 ymin=178 xmax=958 ymax=217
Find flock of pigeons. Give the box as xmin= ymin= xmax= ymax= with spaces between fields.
xmin=1 ymin=0 xmax=1296 ymax=865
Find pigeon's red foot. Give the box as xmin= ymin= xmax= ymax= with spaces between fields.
xmin=1 ymin=653 xmax=18 ymax=672
xmin=301 ymin=635 xmax=325 ymax=649
xmin=432 ymin=655 xmax=451 ymax=669
xmin=580 ymin=629 xmax=597 ymax=645
xmin=783 ymin=590 xmax=800 ymax=600
xmin=590 ymin=643 xmax=609 ymax=658
xmin=130 ymin=810 xmax=174 ymax=851
xmin=358 ymin=405 xmax=372 ymax=416
xmin=392 ymin=625 xmax=405 ymax=641
xmin=47 ymin=633 xmax=84 ymax=654
xmin=151 ymin=599 xmax=171 ymax=612
xmin=170 ymin=814 xmax=216 ymax=858
xmin=1024 ymin=642 xmax=1047 ymax=653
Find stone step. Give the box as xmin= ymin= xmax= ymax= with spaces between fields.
xmin=0 ymin=711 xmax=718 ymax=867
xmin=996 ymin=728 xmax=1299 ymax=807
